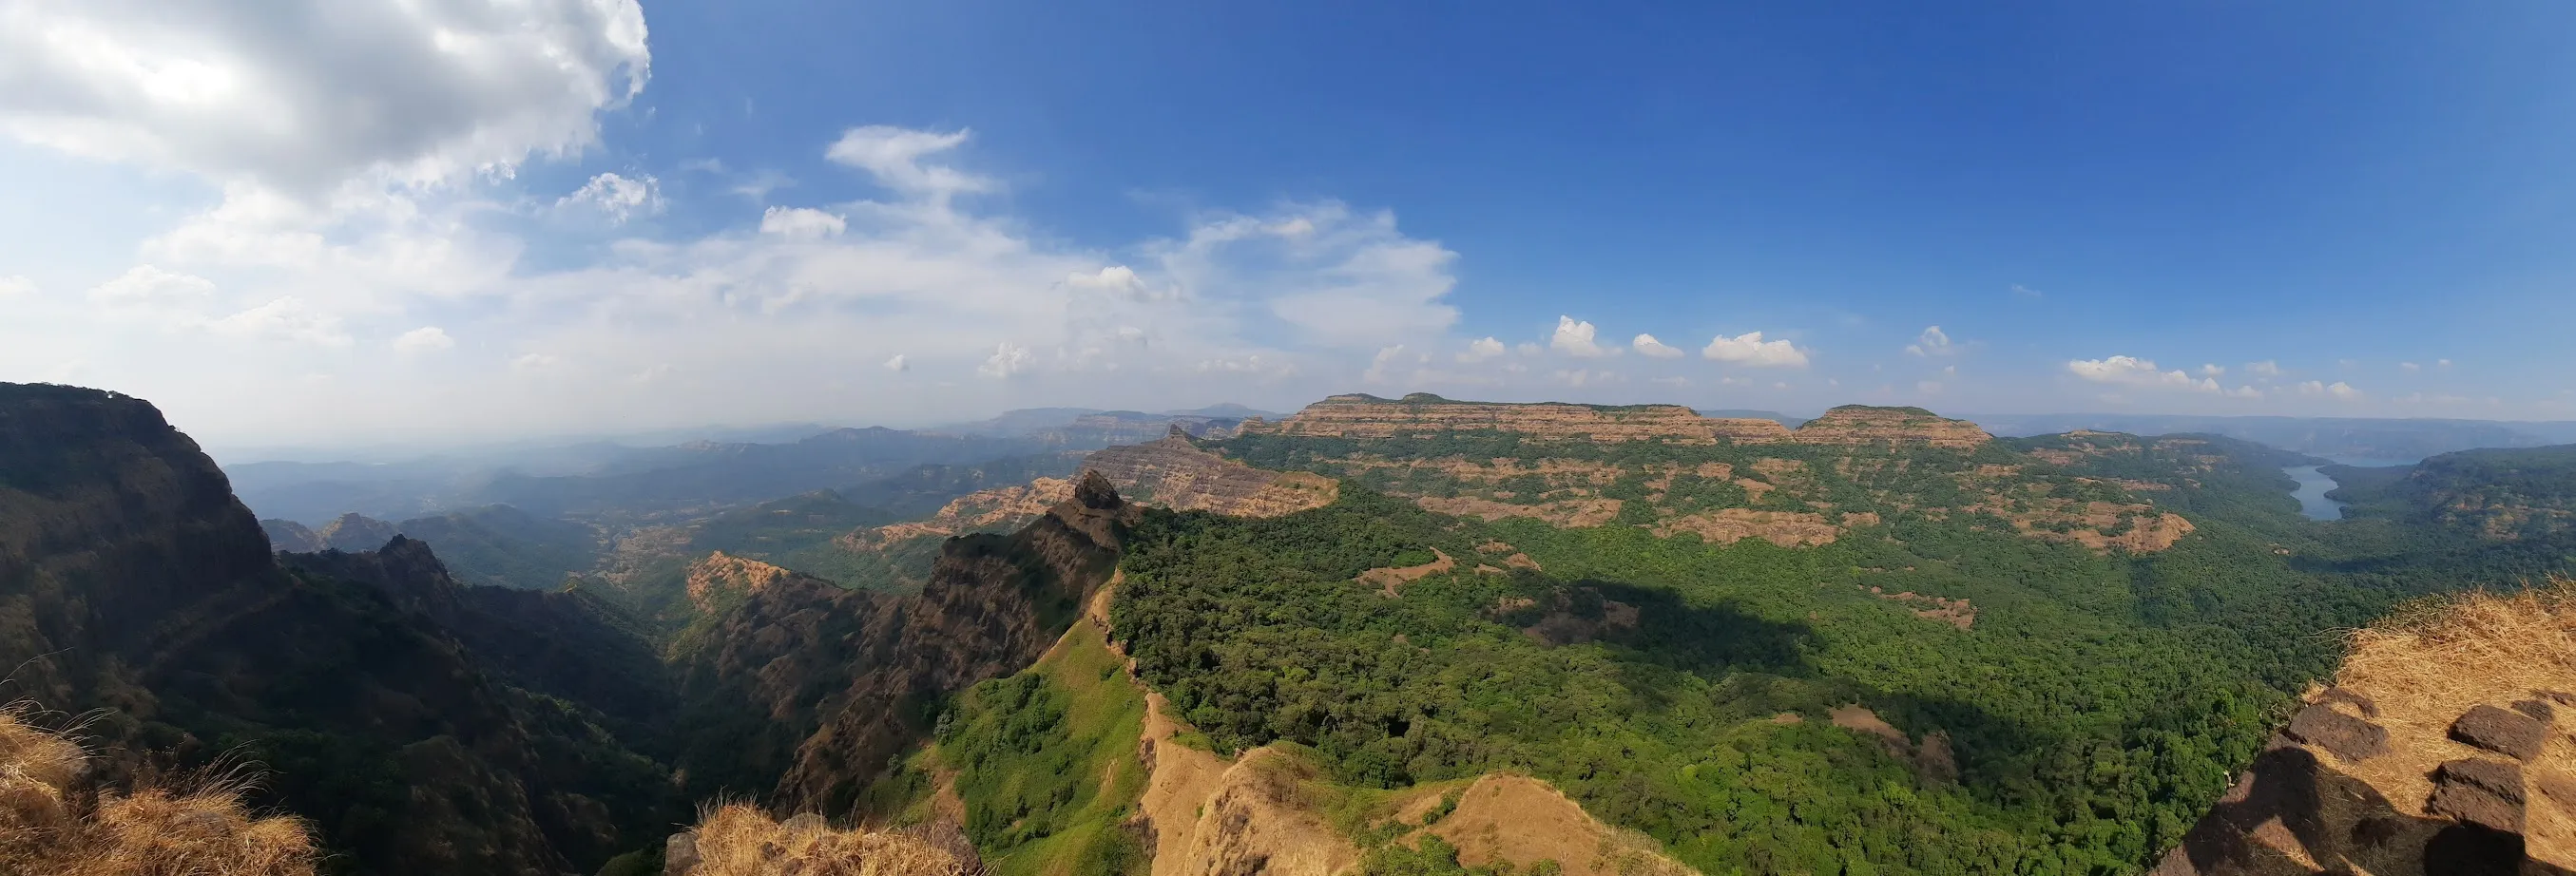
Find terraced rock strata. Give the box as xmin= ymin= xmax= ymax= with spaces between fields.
xmin=1787 ymin=405 xmax=1993 ymax=448
xmin=1240 ymin=393 xmax=1790 ymax=444
xmin=1080 ymin=428 xmax=1337 ymax=517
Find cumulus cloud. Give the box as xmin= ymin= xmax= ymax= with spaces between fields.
xmin=883 ymin=353 xmax=909 ymax=372
xmin=512 ymin=352 xmax=560 ymax=371
xmin=2297 ymin=380 xmax=2363 ymax=401
xmin=393 ymin=326 xmax=453 ymax=352
xmin=2400 ymin=361 xmax=2422 ymax=372
xmin=1456 ymin=336 xmax=1506 ymax=363
xmin=1632 ymin=333 xmax=1683 ymax=358
xmin=1546 ymin=316 xmax=1615 ymax=357
xmin=2010 ymin=284 xmax=2044 ymax=299
xmin=758 ymin=206 xmax=846 ymax=238
xmin=2067 ymin=355 xmax=2265 ymax=397
xmin=0 ymin=0 xmax=650 ymax=197
xmin=2199 ymin=364 xmax=2224 ymax=377
xmin=558 ymin=172 xmax=663 ymax=223
xmin=1904 ymin=326 xmax=1953 ymax=356
xmin=977 ymin=341 xmax=1033 ymax=378
xmin=1701 ymin=332 xmax=1809 ymax=368
xmin=2246 ymin=360 xmax=2284 ymax=378
xmin=0 ymin=276 xmax=33 ymax=297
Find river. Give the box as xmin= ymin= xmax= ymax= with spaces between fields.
xmin=2281 ymin=458 xmax=2419 ymax=522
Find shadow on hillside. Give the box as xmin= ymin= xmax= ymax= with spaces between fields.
xmin=2157 ymin=743 xmax=2571 ymax=876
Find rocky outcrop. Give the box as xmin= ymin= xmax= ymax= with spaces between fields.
xmin=1788 ymin=405 xmax=1992 ymax=448
xmin=261 ymin=518 xmax=323 ymax=552
xmin=1080 ymin=429 xmax=1337 ymax=517
xmin=675 ymin=472 xmax=1138 ymax=814
xmin=0 ymin=383 xmax=674 ymax=875
xmin=315 ymin=511 xmax=399 ymax=551
xmin=841 ymin=478 xmax=1075 ymax=548
xmin=1240 ymin=393 xmax=1789 ymax=444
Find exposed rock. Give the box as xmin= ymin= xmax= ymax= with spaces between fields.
xmin=663 ymin=832 xmax=700 ymax=876
xmin=1421 ymin=774 xmax=1695 ymax=876
xmin=676 ymin=471 xmax=1138 ymax=813
xmin=2427 ymin=758 xmax=2525 ymax=833
xmin=1241 ymin=393 xmax=1788 ymax=444
xmin=2451 ymin=704 xmax=2550 ymax=761
xmin=315 ymin=511 xmax=400 ymax=551
xmin=1787 ymin=405 xmax=1992 ymax=448
xmin=1356 ymin=548 xmax=1455 ymax=596
xmin=1081 ymin=433 xmax=1337 ymax=517
xmin=2516 ymin=697 xmax=2557 ymax=723
xmin=842 ymin=477 xmax=1075 ymax=548
xmin=261 ymin=518 xmax=323 ymax=552
xmin=2316 ymin=686 xmax=2381 ymax=719
xmin=1416 ymin=494 xmax=1623 ymax=527
xmin=2282 ymin=703 xmax=2391 ymax=762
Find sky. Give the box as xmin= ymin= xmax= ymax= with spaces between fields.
xmin=4 ymin=1 xmax=2576 ymax=448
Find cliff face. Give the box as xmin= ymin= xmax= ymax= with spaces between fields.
xmin=1241 ymin=393 xmax=1790 ymax=444
xmin=1787 ymin=405 xmax=1993 ymax=448
xmin=675 ymin=472 xmax=1137 ymax=814
xmin=0 ymin=383 xmax=672 ymax=875
xmin=1081 ymin=429 xmax=1337 ymax=517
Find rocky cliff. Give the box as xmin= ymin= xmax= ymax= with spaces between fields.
xmin=0 ymin=383 xmax=674 ymax=875
xmin=1081 ymin=428 xmax=1337 ymax=517
xmin=1787 ymin=405 xmax=1993 ymax=448
xmin=1240 ymin=393 xmax=1790 ymax=444
xmin=674 ymin=472 xmax=1137 ymax=815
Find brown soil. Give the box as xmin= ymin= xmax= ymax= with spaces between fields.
xmin=1357 ymin=548 xmax=1456 ymax=596
xmin=1862 ymin=585 xmax=1977 ymax=630
xmin=1650 ymin=508 xmax=1842 ymax=547
xmin=1416 ymin=495 xmax=1624 ymax=528
xmin=1421 ymin=775 xmax=1694 ymax=876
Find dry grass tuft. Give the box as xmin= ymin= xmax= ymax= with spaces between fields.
xmin=0 ymin=705 xmax=316 ymax=876
xmin=680 ymin=803 xmax=971 ymax=876
xmin=2323 ymin=577 xmax=2576 ymax=868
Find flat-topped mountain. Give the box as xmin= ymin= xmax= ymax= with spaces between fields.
xmin=1791 ymin=404 xmax=1992 ymax=448
xmin=1079 ymin=427 xmax=1337 ymax=516
xmin=1240 ymin=393 xmax=1992 ymax=448
xmin=1239 ymin=392 xmax=1792 ymax=443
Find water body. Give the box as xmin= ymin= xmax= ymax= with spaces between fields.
xmin=2280 ymin=458 xmax=2420 ymax=522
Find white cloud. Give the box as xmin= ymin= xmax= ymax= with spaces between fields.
xmin=2246 ymin=360 xmax=2284 ymax=378
xmin=824 ymin=126 xmax=995 ymax=200
xmin=883 ymin=353 xmax=909 ymax=372
xmin=1148 ymin=201 xmax=1458 ymax=348
xmin=2400 ymin=361 xmax=2421 ymax=372
xmin=1701 ymin=331 xmax=1809 ymax=368
xmin=2067 ymin=355 xmax=2257 ymax=395
xmin=558 ymin=172 xmax=663 ymax=224
xmin=1904 ymin=325 xmax=1953 ymax=356
xmin=512 ymin=352 xmax=560 ymax=371
xmin=2199 ymin=364 xmax=2224 ymax=377
xmin=393 ymin=325 xmax=453 ymax=352
xmin=1650 ymin=375 xmax=1689 ymax=388
xmin=1548 ymin=316 xmax=1613 ymax=357
xmin=1631 ymin=333 xmax=1683 ymax=358
xmin=0 ymin=0 xmax=650 ymax=198
xmin=1916 ymin=380 xmax=1942 ymax=394
xmin=2297 ymin=380 xmax=2363 ymax=401
xmin=1361 ymin=345 xmax=1409 ymax=385
xmin=2437 ymin=358 xmax=2453 ymax=368
xmin=977 ymin=341 xmax=1033 ymax=378
xmin=1554 ymin=369 xmax=1620 ymax=388
xmin=2011 ymin=284 xmax=2044 ymax=299
xmin=759 ymin=206 xmax=846 ymax=238
xmin=1456 ymin=336 xmax=1506 ymax=363
xmin=87 ymin=264 xmax=214 ymax=306
xmin=206 ymin=295 xmax=353 ymax=346
xmin=0 ymin=276 xmax=33 ymax=297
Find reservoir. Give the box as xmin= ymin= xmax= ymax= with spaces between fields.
xmin=2282 ymin=458 xmax=2417 ymax=522
xmin=2285 ymin=466 xmax=2345 ymax=521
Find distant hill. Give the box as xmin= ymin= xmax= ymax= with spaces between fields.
xmin=1968 ymin=412 xmax=2576 ymax=462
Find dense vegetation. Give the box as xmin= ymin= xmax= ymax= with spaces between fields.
xmin=1101 ymin=431 xmax=2521 ymax=874
xmin=927 ymin=622 xmax=1150 ymax=876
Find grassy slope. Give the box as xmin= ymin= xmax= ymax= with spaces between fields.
xmin=926 ymin=619 xmax=1151 ymax=876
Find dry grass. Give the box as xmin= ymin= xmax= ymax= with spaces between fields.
xmin=0 ymin=705 xmax=317 ymax=876
xmin=2320 ymin=577 xmax=2576 ymax=868
xmin=680 ymin=803 xmax=969 ymax=876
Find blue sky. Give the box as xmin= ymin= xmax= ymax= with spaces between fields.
xmin=3 ymin=1 xmax=2573 ymax=446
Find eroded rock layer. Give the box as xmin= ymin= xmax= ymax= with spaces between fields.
xmin=1788 ymin=405 xmax=1993 ymax=448
xmin=1240 ymin=393 xmax=1790 ymax=444
xmin=1080 ymin=430 xmax=1337 ymax=517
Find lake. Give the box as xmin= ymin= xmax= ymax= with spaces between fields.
xmin=2281 ymin=458 xmax=2419 ymax=522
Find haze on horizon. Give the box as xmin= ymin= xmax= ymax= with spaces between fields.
xmin=5 ymin=2 xmax=2575 ymax=448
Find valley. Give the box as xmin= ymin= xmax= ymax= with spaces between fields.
xmin=9 ymin=384 xmax=2576 ymax=874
